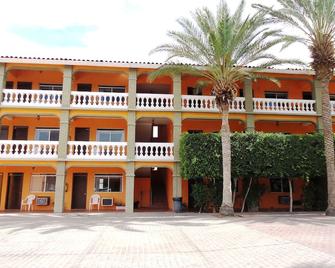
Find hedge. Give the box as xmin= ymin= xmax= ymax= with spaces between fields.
xmin=180 ymin=132 xmax=326 ymax=180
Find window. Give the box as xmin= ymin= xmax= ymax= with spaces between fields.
xmin=35 ymin=128 xmax=59 ymax=141
xmin=239 ymin=89 xmax=244 ymax=97
xmin=99 ymin=85 xmax=125 ymax=93
xmin=30 ymin=174 xmax=56 ymax=192
xmin=188 ymin=130 xmax=203 ymax=134
xmin=94 ymin=174 xmax=122 ymax=192
xmin=265 ymin=91 xmax=288 ymax=99
xmin=152 ymin=125 xmax=159 ymax=138
xmin=77 ymin=83 xmax=92 ymax=92
xmin=17 ymin=81 xmax=32 ymax=90
xmin=5 ymin=81 xmax=14 ymax=89
xmin=187 ymin=87 xmax=202 ymax=95
xmin=97 ymin=129 xmax=124 ymax=142
xmin=270 ymin=178 xmax=291 ymax=192
xmin=39 ymin=84 xmax=62 ymax=91
xmin=330 ymin=94 xmax=335 ymax=101
xmin=0 ymin=126 xmax=9 ymax=140
xmin=302 ymin=91 xmax=313 ymax=100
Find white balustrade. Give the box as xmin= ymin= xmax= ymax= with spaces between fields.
xmin=67 ymin=141 xmax=127 ymax=160
xmin=253 ymin=98 xmax=316 ymax=115
xmin=181 ymin=95 xmax=245 ymax=112
xmin=71 ymin=92 xmax=128 ymax=110
xmin=136 ymin=94 xmax=174 ymax=110
xmin=135 ymin=142 xmax=174 ymax=161
xmin=0 ymin=140 xmax=58 ymax=159
xmin=1 ymin=89 xmax=62 ymax=107
xmin=331 ymin=101 xmax=335 ymax=115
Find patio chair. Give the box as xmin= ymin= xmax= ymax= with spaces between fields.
xmin=21 ymin=194 xmax=36 ymax=211
xmin=89 ymin=194 xmax=101 ymax=211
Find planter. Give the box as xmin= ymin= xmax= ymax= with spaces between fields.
xmin=115 ymin=206 xmax=125 ymax=211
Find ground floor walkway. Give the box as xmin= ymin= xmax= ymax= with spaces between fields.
xmin=0 ymin=212 xmax=334 ymax=267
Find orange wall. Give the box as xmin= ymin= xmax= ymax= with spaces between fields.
xmin=137 ymin=74 xmax=172 ymax=93
xmin=166 ymin=168 xmax=173 ymax=210
xmin=256 ymin=121 xmax=316 ymax=134
xmin=134 ymin=178 xmax=151 ymax=208
xmin=0 ymin=166 xmax=56 ymax=211
xmin=7 ymin=70 xmax=62 ymax=89
xmin=70 ymin=118 xmax=127 ymax=141
xmin=65 ymin=167 xmax=126 ymax=211
xmin=252 ymin=78 xmax=312 ymax=99
xmin=182 ymin=119 xmax=245 ymax=133
xmin=1 ymin=117 xmax=59 ymax=140
xmin=73 ymin=72 xmax=128 ymax=92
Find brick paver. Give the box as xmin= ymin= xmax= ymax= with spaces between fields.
xmin=0 ymin=212 xmax=334 ymax=267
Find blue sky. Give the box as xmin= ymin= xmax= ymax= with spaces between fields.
xmin=0 ymin=0 xmax=309 ymax=63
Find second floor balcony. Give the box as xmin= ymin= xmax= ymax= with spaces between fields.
xmin=0 ymin=140 xmax=174 ymax=162
xmin=2 ymin=89 xmax=335 ymax=116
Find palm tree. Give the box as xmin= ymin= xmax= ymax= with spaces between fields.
xmin=150 ymin=0 xmax=295 ymax=215
xmin=254 ymin=0 xmax=335 ymax=216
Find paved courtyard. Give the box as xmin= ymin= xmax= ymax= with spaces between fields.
xmin=0 ymin=212 xmax=334 ymax=268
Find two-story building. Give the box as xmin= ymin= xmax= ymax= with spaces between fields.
xmin=0 ymin=56 xmax=332 ymax=212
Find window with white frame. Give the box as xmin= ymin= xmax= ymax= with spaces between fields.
xmin=270 ymin=178 xmax=291 ymax=192
xmin=30 ymin=174 xmax=56 ymax=192
xmin=98 ymin=85 xmax=125 ymax=93
xmin=35 ymin=128 xmax=59 ymax=141
xmin=96 ymin=129 xmax=124 ymax=142
xmin=264 ymin=91 xmax=288 ymax=99
xmin=39 ymin=84 xmax=63 ymax=91
xmin=94 ymin=174 xmax=122 ymax=192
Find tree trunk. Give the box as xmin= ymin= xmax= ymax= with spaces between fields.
xmin=219 ymin=104 xmax=234 ymax=216
xmin=232 ymin=177 xmax=238 ymax=207
xmin=289 ymin=178 xmax=293 ymax=213
xmin=241 ymin=177 xmax=253 ymax=214
xmin=319 ymin=80 xmax=335 ymax=216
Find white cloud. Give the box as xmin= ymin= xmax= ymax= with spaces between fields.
xmin=0 ymin=0 xmax=311 ymax=65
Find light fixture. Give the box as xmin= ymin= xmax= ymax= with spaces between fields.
xmin=153 ymin=167 xmax=158 ymax=171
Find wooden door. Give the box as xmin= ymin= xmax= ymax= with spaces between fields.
xmin=71 ymin=173 xmax=87 ymax=209
xmin=75 ymin=128 xmax=90 ymax=141
xmin=12 ymin=126 xmax=28 ymax=140
xmin=5 ymin=173 xmax=23 ymax=209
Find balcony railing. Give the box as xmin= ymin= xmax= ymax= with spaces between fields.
xmin=0 ymin=140 xmax=58 ymax=160
xmin=181 ymin=95 xmax=246 ymax=113
xmin=70 ymin=92 xmax=128 ymax=110
xmin=136 ymin=94 xmax=174 ymax=110
xmin=1 ymin=89 xmax=62 ymax=108
xmin=67 ymin=141 xmax=127 ymax=160
xmin=253 ymin=98 xmax=316 ymax=115
xmin=135 ymin=142 xmax=174 ymax=161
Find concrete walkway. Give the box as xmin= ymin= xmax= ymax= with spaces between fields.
xmin=0 ymin=212 xmax=334 ymax=268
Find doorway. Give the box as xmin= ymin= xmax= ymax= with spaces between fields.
xmin=12 ymin=126 xmax=28 ymax=140
xmin=5 ymin=173 xmax=23 ymax=209
xmin=71 ymin=173 xmax=87 ymax=209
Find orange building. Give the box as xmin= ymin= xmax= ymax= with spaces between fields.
xmin=0 ymin=56 xmax=331 ymax=213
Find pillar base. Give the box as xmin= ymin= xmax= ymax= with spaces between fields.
xmin=219 ymin=204 xmax=234 ymax=216
xmin=325 ymin=206 xmax=335 ymax=216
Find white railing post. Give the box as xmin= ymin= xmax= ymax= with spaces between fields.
xmin=134 ymin=142 xmax=174 ymax=161
xmin=67 ymin=141 xmax=127 ymax=160
xmin=0 ymin=140 xmax=58 ymax=159
xmin=136 ymin=94 xmax=174 ymax=110
xmin=70 ymin=92 xmax=128 ymax=110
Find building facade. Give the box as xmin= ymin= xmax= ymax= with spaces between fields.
xmin=0 ymin=56 xmax=331 ymax=213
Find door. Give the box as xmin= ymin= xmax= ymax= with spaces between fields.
xmin=75 ymin=128 xmax=90 ymax=141
xmin=17 ymin=82 xmax=32 ymax=90
xmin=13 ymin=126 xmax=28 ymax=140
xmin=71 ymin=173 xmax=87 ymax=209
xmin=12 ymin=126 xmax=28 ymax=154
xmin=5 ymin=173 xmax=23 ymax=209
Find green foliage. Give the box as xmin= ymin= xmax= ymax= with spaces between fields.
xmin=181 ymin=132 xmax=326 ymax=180
xmin=190 ymin=180 xmax=223 ymax=212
